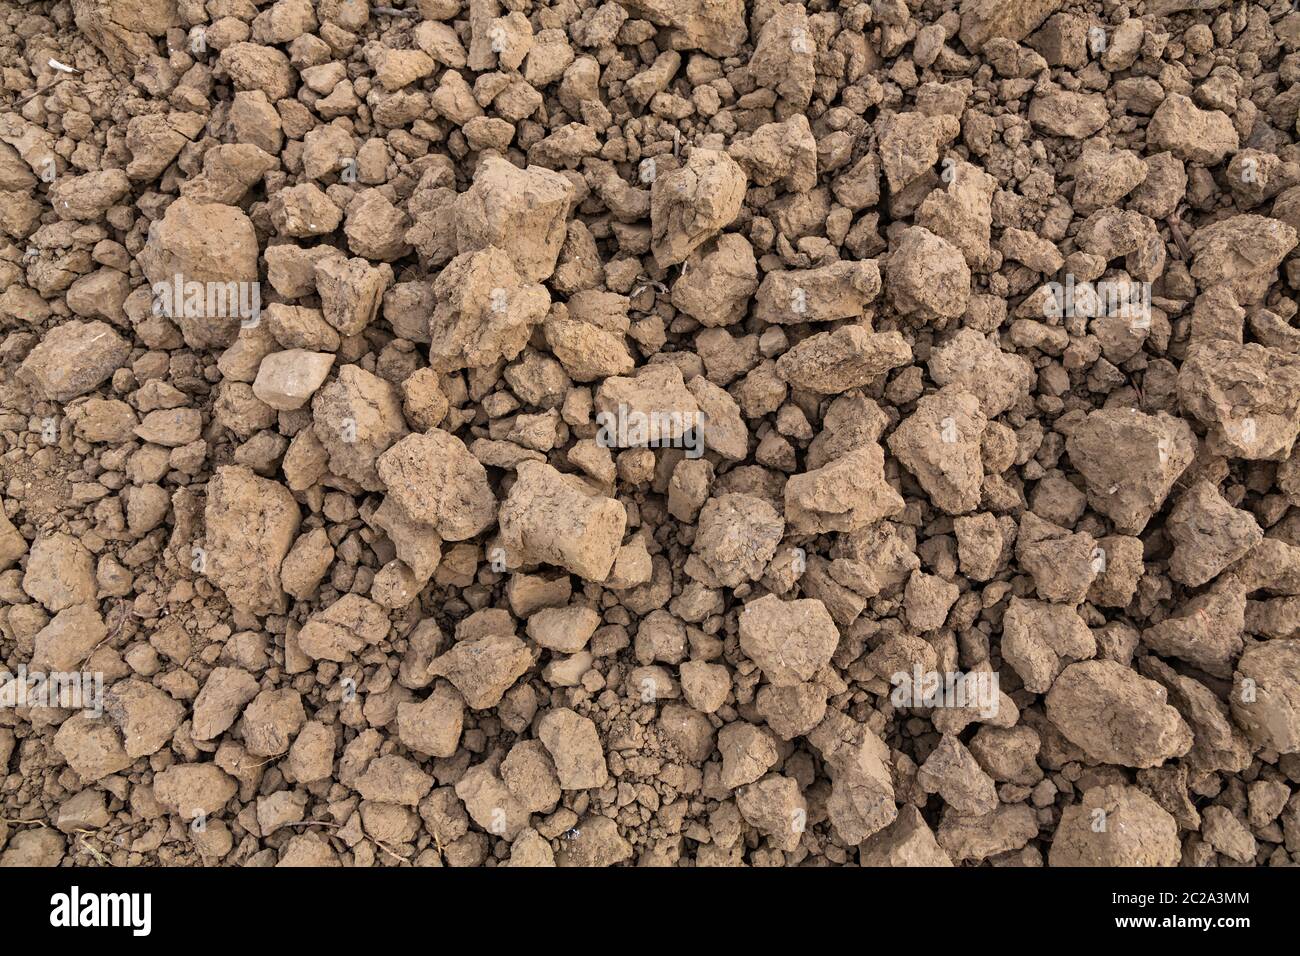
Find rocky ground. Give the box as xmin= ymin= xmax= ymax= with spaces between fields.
xmin=1 ymin=0 xmax=1300 ymax=868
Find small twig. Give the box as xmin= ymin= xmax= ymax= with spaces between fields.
xmin=14 ymin=76 xmax=68 ymax=107
xmin=0 ymin=817 xmax=48 ymax=828
xmin=281 ymin=820 xmax=340 ymax=828
xmin=76 ymin=832 xmax=112 ymax=866
xmin=1167 ymin=213 xmax=1191 ymax=261
xmin=372 ymin=839 xmax=408 ymax=863
xmin=372 ymin=6 xmax=419 ymax=16
xmin=80 ymin=599 xmax=130 ymax=668
xmin=630 ymin=276 xmax=668 ymax=299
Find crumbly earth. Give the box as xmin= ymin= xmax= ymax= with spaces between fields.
xmin=1 ymin=0 xmax=1300 ymax=869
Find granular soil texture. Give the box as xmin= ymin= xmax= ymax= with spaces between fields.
xmin=2 ymin=0 xmax=1300 ymax=868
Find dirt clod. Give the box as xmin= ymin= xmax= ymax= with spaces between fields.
xmin=3 ymin=0 xmax=1300 ymax=873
